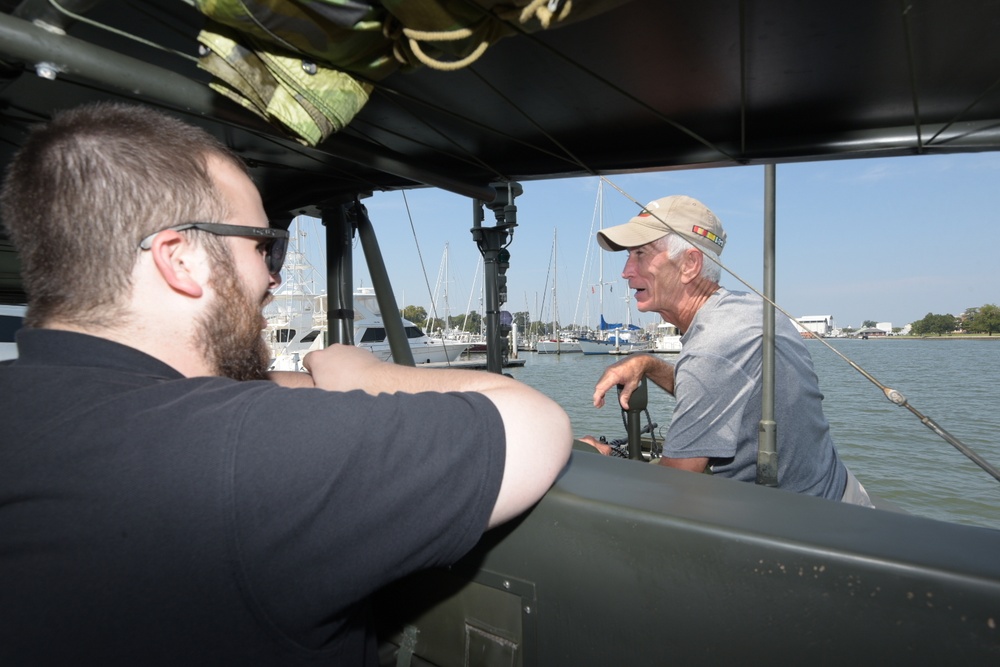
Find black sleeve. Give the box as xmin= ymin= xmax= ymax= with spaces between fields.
xmin=226 ymin=386 xmax=506 ymax=643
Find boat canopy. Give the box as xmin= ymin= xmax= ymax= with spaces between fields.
xmin=599 ymin=315 xmax=639 ymax=331
xmin=5 ymin=0 xmax=1000 ymax=304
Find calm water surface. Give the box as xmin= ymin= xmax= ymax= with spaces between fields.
xmin=504 ymin=338 xmax=1000 ymax=530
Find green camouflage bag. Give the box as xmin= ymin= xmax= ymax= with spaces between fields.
xmin=195 ymin=0 xmax=630 ymax=145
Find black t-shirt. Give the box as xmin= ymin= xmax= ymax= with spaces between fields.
xmin=0 ymin=329 xmax=505 ymax=665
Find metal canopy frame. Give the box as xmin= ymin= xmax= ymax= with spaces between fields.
xmin=3 ymin=0 xmax=1000 ymax=234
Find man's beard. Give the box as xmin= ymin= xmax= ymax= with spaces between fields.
xmin=196 ymin=251 xmax=271 ymax=382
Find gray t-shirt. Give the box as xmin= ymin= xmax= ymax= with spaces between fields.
xmin=666 ymin=288 xmax=848 ymax=500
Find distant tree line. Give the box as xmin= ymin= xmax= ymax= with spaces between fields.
xmin=402 ymin=306 xmax=560 ymax=336
xmin=405 ymin=303 xmax=1000 ymax=338
xmin=910 ymin=303 xmax=1000 ymax=336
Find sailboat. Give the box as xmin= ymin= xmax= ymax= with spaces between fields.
xmin=428 ymin=244 xmax=488 ymax=352
xmin=577 ymin=181 xmax=650 ymax=355
xmin=577 ymin=300 xmax=648 ymax=355
xmin=535 ymin=229 xmax=581 ymax=354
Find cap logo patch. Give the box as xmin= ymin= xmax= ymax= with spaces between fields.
xmin=692 ymin=225 xmax=725 ymax=249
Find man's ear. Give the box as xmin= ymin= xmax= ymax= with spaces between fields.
xmin=679 ymin=248 xmax=704 ymax=283
xmin=148 ymin=230 xmax=204 ymax=298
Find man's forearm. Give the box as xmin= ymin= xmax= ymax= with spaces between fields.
xmin=330 ymin=362 xmax=519 ymax=396
xmin=641 ymin=355 xmax=676 ymax=395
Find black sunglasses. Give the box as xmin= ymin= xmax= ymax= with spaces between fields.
xmin=139 ymin=222 xmax=289 ymax=275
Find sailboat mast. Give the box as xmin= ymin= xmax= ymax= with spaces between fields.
xmin=598 ymin=181 xmax=604 ymax=321
xmin=443 ymin=242 xmax=450 ymax=330
xmin=553 ymin=228 xmax=559 ymax=353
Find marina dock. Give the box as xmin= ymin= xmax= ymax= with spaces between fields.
xmin=420 ymin=356 xmax=526 ymax=370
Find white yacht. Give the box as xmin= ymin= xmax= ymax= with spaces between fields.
xmin=652 ymin=323 xmax=683 ymax=354
xmin=266 ymin=288 xmax=469 ymax=370
xmin=352 ymin=288 xmax=469 ymax=364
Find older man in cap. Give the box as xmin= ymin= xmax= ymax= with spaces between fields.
xmin=582 ymin=195 xmax=872 ymax=505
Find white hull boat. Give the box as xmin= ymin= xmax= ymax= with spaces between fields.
xmin=534 ymin=338 xmax=582 ymax=354
xmin=577 ymin=336 xmax=649 ymax=355
xmin=267 ymin=287 xmax=469 ymax=370
xmin=653 ymin=323 xmax=683 ymax=354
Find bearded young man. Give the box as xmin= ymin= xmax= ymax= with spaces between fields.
xmin=0 ymin=102 xmax=572 ymax=665
xmin=580 ymin=195 xmax=872 ymax=506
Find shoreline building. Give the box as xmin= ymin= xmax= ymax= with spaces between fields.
xmin=793 ymin=315 xmax=834 ymax=338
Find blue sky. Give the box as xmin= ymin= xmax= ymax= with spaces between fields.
xmin=293 ymin=152 xmax=1000 ymax=331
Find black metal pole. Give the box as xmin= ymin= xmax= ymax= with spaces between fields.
xmin=322 ymin=204 xmax=354 ymax=346
xmin=354 ymin=202 xmax=415 ymax=366
xmin=472 ymin=182 xmax=521 ymax=374
xmin=757 ymin=164 xmax=778 ymax=487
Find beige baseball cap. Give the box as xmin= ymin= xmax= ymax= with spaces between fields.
xmin=597 ymin=195 xmax=726 ymax=256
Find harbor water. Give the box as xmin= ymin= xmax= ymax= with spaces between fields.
xmin=503 ymin=338 xmax=1000 ymax=530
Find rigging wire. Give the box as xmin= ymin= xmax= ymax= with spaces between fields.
xmin=898 ymin=0 xmax=924 ymax=153
xmin=535 ymin=232 xmax=555 ymax=331
xmin=361 ymin=87 xmax=510 ymax=177
xmin=353 ymin=0 xmax=743 ymax=184
xmin=464 ymin=67 xmax=596 ymax=177
xmin=400 ymin=190 xmax=459 ymax=366
xmin=925 ymin=71 xmax=1000 ymax=146
xmin=45 ymin=0 xmax=392 ymax=196
xmin=571 ymin=187 xmax=602 ymax=329
xmin=600 ymin=175 xmax=1000 ymax=485
xmin=401 ymin=189 xmax=435 ymax=321
xmin=461 ymin=256 xmax=482 ymax=334
xmin=461 ymin=0 xmax=738 ymax=164
xmin=45 ymin=0 xmax=199 ymax=62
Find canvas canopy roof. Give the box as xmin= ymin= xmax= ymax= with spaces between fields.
xmin=3 ymin=0 xmax=1000 ymax=303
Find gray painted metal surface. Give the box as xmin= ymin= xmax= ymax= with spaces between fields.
xmin=377 ymin=449 xmax=1000 ymax=665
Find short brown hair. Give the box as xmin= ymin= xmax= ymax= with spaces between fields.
xmin=0 ymin=102 xmax=248 ymax=328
